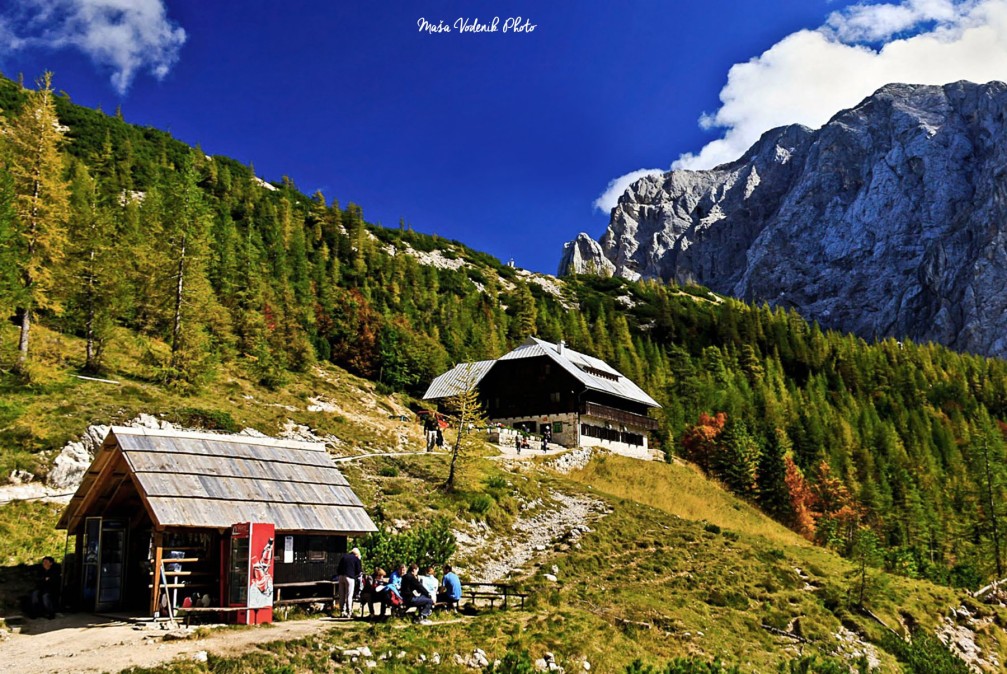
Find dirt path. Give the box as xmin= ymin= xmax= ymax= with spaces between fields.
xmin=1 ymin=614 xmax=338 ymax=674
xmin=462 ymin=489 xmax=608 ymax=582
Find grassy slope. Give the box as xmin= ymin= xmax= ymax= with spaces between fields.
xmin=1 ymin=324 xmax=1003 ymax=672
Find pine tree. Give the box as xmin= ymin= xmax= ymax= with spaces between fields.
xmin=758 ymin=428 xmax=793 ymax=521
xmin=0 ymin=169 xmax=18 ymax=322
xmin=443 ymin=364 xmax=488 ymax=491
xmin=161 ymin=158 xmax=216 ymax=381
xmin=715 ymin=418 xmax=760 ymax=497
xmin=63 ymin=160 xmax=124 ymax=371
xmin=6 ymin=72 xmax=70 ymax=372
xmin=508 ymin=281 xmax=537 ymax=343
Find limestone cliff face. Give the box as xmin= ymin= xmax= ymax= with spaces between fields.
xmin=564 ymin=81 xmax=1007 ymax=358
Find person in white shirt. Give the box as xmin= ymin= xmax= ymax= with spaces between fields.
xmin=419 ymin=566 xmax=439 ymax=598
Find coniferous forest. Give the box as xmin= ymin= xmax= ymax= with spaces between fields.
xmin=4 ymin=73 xmax=1007 ymax=591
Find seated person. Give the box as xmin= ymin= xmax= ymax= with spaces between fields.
xmin=399 ymin=564 xmax=434 ymax=623
xmin=388 ymin=563 xmax=407 ymax=593
xmin=359 ymin=567 xmax=388 ymax=618
xmin=29 ymin=556 xmax=60 ymax=619
xmin=419 ymin=566 xmax=439 ymax=598
xmin=437 ymin=564 xmax=462 ymax=608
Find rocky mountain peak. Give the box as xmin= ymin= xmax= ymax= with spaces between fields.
xmin=563 ymin=80 xmax=1007 ymax=358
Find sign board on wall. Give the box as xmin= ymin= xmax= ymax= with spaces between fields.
xmin=283 ymin=535 xmax=294 ymax=563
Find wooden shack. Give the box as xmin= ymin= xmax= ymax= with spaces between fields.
xmin=57 ymin=427 xmax=377 ymax=614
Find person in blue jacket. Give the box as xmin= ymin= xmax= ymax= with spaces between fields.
xmin=438 ymin=564 xmax=462 ymax=609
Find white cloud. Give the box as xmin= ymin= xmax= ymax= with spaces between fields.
xmin=0 ymin=0 xmax=186 ymax=94
xmin=671 ymin=0 xmax=1007 ymax=169
xmin=592 ymin=168 xmax=665 ymax=213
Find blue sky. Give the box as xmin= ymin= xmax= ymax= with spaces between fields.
xmin=3 ymin=1 xmax=1007 ymax=274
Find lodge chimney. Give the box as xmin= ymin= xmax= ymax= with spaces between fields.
xmin=558 ymin=340 xmax=565 ymax=355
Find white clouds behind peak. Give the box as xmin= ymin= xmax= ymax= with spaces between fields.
xmin=674 ymin=0 xmax=1007 ymax=170
xmin=1 ymin=0 xmax=186 ymax=95
xmin=592 ymin=168 xmax=665 ymax=213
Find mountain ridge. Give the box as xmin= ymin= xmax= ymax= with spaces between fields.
xmin=562 ymin=80 xmax=1007 ymax=358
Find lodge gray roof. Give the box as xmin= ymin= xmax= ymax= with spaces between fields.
xmin=422 ymin=337 xmax=660 ymax=408
xmin=422 ymin=359 xmax=496 ymax=400
xmin=58 ymin=427 xmax=377 ymax=535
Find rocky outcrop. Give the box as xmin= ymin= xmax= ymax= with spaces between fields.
xmin=558 ymin=233 xmax=616 ymax=276
xmin=564 ymin=81 xmax=1007 ymax=358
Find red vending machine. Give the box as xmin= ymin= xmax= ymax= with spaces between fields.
xmin=227 ymin=522 xmax=275 ymax=624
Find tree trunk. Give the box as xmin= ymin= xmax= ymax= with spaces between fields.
xmin=17 ymin=306 xmax=31 ymax=369
xmin=447 ymin=427 xmax=461 ymax=490
xmin=171 ymin=234 xmax=187 ymax=360
xmin=85 ymin=248 xmax=96 ymax=371
xmin=982 ymin=437 xmax=1003 ymax=578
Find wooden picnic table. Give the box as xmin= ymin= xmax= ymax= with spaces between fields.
xmin=461 ymin=582 xmax=528 ymax=609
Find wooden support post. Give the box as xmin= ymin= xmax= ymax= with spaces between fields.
xmin=151 ymin=531 xmax=163 ymax=616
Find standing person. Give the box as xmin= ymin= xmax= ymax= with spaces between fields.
xmin=30 ymin=556 xmax=60 ymax=619
xmin=399 ymin=563 xmax=434 ymax=624
xmin=423 ymin=413 xmax=439 ymax=452
xmin=438 ymin=564 xmax=462 ymax=609
xmin=542 ymin=423 xmax=552 ymax=452
xmin=335 ymin=547 xmax=362 ymax=618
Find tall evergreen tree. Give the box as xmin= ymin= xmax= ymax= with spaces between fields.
xmin=63 ymin=160 xmax=123 ymax=371
xmin=161 ymin=158 xmax=216 ymax=381
xmin=6 ymin=72 xmax=70 ymax=372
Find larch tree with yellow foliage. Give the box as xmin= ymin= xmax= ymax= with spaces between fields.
xmin=6 ymin=72 xmax=70 ymax=373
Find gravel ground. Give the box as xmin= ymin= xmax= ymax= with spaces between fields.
xmin=463 ymin=489 xmax=608 ymax=582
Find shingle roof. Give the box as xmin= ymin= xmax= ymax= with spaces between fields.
xmin=58 ymin=427 xmax=377 ymax=534
xmin=421 ymin=360 xmax=495 ymax=400
xmin=512 ymin=338 xmax=659 ymax=407
xmin=422 ymin=338 xmax=659 ymax=408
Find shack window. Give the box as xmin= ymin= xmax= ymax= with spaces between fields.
xmin=308 ymin=536 xmax=328 ymax=562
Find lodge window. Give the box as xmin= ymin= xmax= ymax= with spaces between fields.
xmin=549 ymin=391 xmax=561 ymax=403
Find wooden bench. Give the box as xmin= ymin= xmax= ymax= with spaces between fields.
xmin=460 ymin=582 xmax=528 ymax=610
xmin=274 ymin=580 xmax=336 ymax=607
xmin=175 ymin=606 xmax=256 ymax=626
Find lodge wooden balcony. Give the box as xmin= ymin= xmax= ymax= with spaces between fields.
xmin=580 ymin=401 xmax=658 ymax=430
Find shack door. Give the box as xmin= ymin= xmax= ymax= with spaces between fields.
xmin=80 ymin=517 xmax=128 ymax=611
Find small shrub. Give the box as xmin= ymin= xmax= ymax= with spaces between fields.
xmin=485 ymin=475 xmax=508 ymax=490
xmin=879 ymin=630 xmax=971 ymax=673
xmin=378 ymin=466 xmax=399 ymax=478
xmin=623 ymin=658 xmax=742 ymax=673
xmin=168 ymin=407 xmax=239 ymax=432
xmin=703 ymin=523 xmax=722 ymax=535
xmin=0 ymin=399 xmax=25 ymax=426
xmin=784 ymin=655 xmax=869 ymax=674
xmin=359 ymin=517 xmax=456 ymax=572
xmin=705 ymin=589 xmax=748 ymax=609
xmin=469 ymin=493 xmax=494 ymax=515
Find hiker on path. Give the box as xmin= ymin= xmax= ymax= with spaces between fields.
xmin=542 ymin=423 xmax=552 ymax=452
xmin=336 ymin=547 xmax=362 ymax=618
